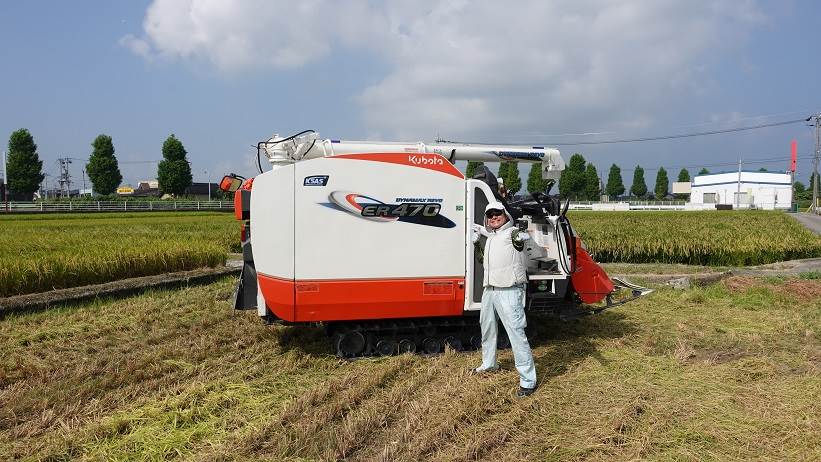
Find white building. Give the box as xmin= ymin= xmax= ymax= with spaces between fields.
xmin=689 ymin=171 xmax=792 ymax=210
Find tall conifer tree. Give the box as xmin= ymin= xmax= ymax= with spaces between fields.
xmin=86 ymin=134 xmax=122 ymax=195
xmin=157 ymin=134 xmax=193 ymax=196
xmin=630 ymin=165 xmax=647 ymax=198
xmin=605 ymin=163 xmax=625 ymax=199
xmin=6 ymin=129 xmax=44 ymax=200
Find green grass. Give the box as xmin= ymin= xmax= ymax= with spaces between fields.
xmin=1 ymin=276 xmax=818 ymax=460
xmin=570 ymin=210 xmax=821 ymax=266
xmin=0 ymin=212 xmax=238 ymax=297
xmin=601 ymin=262 xmax=728 ymax=275
xmin=799 ymin=270 xmax=821 ymax=280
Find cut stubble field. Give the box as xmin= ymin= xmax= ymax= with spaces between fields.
xmin=1 ymin=275 xmax=818 ymax=461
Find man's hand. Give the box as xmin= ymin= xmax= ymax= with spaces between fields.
xmin=512 ymin=229 xmax=530 ymax=242
xmin=511 ymin=229 xmax=530 ymax=251
xmin=471 ymin=224 xmax=483 ymax=243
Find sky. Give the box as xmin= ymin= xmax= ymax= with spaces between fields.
xmin=1 ymin=0 xmax=820 ymax=192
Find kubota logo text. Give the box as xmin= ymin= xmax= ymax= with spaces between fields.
xmin=408 ymin=154 xmax=444 ymax=166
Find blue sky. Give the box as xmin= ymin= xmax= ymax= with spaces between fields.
xmin=1 ymin=1 xmax=819 ymax=191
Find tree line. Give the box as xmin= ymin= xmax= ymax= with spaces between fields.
xmin=4 ymin=129 xmax=193 ymax=200
xmin=465 ymin=155 xmax=749 ymax=200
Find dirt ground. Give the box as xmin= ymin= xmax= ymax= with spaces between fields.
xmin=1 ymin=275 xmax=819 ymax=461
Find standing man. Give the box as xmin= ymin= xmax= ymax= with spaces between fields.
xmin=471 ymin=202 xmax=537 ymax=397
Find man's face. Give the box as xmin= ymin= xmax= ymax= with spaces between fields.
xmin=485 ymin=209 xmax=508 ymax=230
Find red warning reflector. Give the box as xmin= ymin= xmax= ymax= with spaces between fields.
xmin=423 ymin=282 xmax=454 ymax=295
xmin=296 ymin=283 xmax=319 ymax=293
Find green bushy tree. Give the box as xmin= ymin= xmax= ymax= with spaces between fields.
xmin=6 ymin=128 xmax=44 ymax=200
xmin=85 ymin=134 xmax=122 ymax=195
xmin=809 ymin=172 xmax=819 ymax=190
xmin=157 ymin=134 xmax=193 ymax=196
xmin=654 ymin=167 xmax=669 ymax=199
xmin=465 ymin=161 xmax=484 ymax=179
xmin=605 ymin=163 xmax=625 ymax=199
xmin=501 ymin=161 xmax=522 ymax=195
xmin=698 ymin=167 xmax=710 ymax=175
xmin=497 ymin=161 xmax=509 ymax=182
xmin=584 ymin=163 xmax=600 ymax=200
xmin=559 ymin=153 xmax=587 ymax=200
xmin=526 ymin=162 xmax=551 ymax=193
xmin=630 ymin=165 xmax=647 ymax=198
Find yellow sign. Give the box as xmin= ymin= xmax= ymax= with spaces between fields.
xmin=116 ymin=186 xmax=134 ymax=194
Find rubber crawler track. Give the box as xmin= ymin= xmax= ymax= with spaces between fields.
xmin=328 ymin=315 xmax=516 ymax=358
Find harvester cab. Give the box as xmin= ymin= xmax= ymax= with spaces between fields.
xmin=221 ymin=130 xmax=652 ymax=357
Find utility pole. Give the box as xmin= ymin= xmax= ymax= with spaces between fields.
xmin=736 ymin=156 xmax=742 ymax=209
xmin=2 ymin=150 xmax=7 ymax=208
xmin=205 ymin=169 xmax=211 ymax=201
xmin=813 ymin=115 xmax=820 ymax=214
xmin=42 ymin=173 xmax=50 ymax=200
xmin=57 ymin=157 xmax=73 ymax=198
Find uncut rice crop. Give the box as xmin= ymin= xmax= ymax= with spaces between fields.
xmin=569 ymin=210 xmax=821 ymax=266
xmin=0 ymin=212 xmax=238 ymax=297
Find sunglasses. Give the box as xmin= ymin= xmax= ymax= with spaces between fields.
xmin=485 ymin=210 xmax=505 ymax=218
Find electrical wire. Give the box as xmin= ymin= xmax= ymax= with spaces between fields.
xmin=482 ymin=109 xmax=821 ymax=139
xmin=440 ymin=117 xmax=808 ymax=147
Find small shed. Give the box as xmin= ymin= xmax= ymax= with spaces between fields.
xmin=689 ymin=171 xmax=792 ymax=210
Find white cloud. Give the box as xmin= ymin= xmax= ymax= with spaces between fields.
xmin=124 ymin=0 xmax=765 ymax=139
xmin=119 ymin=34 xmax=151 ymax=60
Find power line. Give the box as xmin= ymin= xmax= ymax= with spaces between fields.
xmin=440 ymin=117 xmax=808 ymax=147
xmin=488 ymin=108 xmax=820 ymax=139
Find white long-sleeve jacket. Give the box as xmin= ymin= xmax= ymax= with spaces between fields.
xmin=473 ymin=202 xmax=530 ymax=288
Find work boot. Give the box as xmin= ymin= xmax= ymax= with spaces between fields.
xmin=470 ymin=365 xmax=499 ymax=375
xmin=517 ymin=386 xmax=537 ymax=398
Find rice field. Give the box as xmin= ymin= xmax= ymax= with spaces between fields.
xmin=2 ymin=210 xmax=819 ymax=298
xmin=1 ymin=275 xmax=818 ymax=460
xmin=570 ymin=211 xmax=821 ymax=266
xmin=0 ymin=212 xmax=237 ymax=297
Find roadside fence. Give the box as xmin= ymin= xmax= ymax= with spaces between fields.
xmin=0 ymin=200 xmax=793 ymax=213
xmin=1 ymin=201 xmax=233 ymax=213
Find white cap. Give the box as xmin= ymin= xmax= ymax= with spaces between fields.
xmin=497 ymin=178 xmax=504 ymax=185
xmin=485 ymin=201 xmax=505 ymax=213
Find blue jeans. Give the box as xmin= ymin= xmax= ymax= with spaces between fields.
xmin=479 ymin=285 xmax=537 ymax=388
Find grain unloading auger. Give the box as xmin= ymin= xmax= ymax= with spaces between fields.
xmin=220 ymin=130 xmax=653 ymax=357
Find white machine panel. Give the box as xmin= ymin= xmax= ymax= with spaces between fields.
xmin=250 ymin=166 xmax=295 ymax=279
xmin=293 ymin=155 xmax=466 ymax=280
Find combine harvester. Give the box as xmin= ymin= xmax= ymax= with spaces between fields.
xmin=220 ymin=130 xmax=652 ymax=357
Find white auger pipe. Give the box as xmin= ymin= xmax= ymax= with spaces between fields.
xmin=262 ymin=132 xmax=565 ymax=179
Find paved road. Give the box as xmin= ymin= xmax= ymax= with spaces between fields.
xmin=791 ymin=212 xmax=821 ymax=235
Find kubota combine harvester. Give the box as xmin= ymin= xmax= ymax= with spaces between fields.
xmin=220 ymin=130 xmax=651 ymax=357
